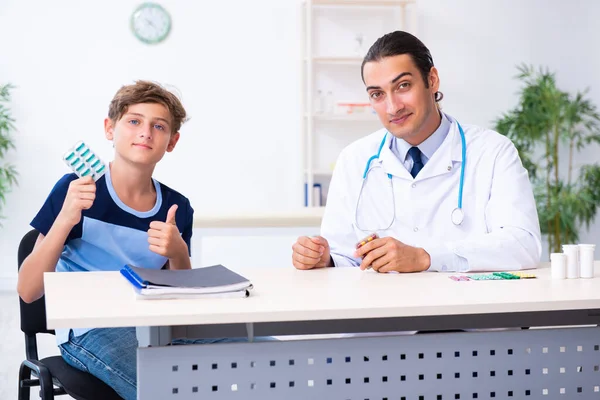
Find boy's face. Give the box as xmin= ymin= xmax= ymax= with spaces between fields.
xmin=104 ymin=103 xmax=180 ymax=166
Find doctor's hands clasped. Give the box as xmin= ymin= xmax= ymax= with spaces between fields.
xmin=292 ymin=236 xmax=332 ymax=270
xmin=355 ymin=236 xmax=430 ymax=273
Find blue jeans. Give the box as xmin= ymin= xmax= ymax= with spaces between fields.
xmin=59 ymin=328 xmax=263 ymax=400
xmin=59 ymin=328 xmax=137 ymax=400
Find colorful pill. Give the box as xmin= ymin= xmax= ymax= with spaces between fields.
xmin=86 ymin=154 xmax=96 ymax=162
xmin=81 ymin=149 xmax=90 ymax=157
xmin=70 ymin=157 xmax=81 ymax=166
xmin=512 ymin=272 xmax=535 ymax=279
xmin=96 ymin=165 xmax=105 ymax=174
xmin=81 ymin=168 xmax=91 ymax=177
xmin=356 ymin=233 xmax=378 ymax=249
xmin=65 ymin=152 xmax=75 ymax=161
xmin=75 ymin=142 xmax=85 ymax=152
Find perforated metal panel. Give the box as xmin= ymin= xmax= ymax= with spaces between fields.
xmin=138 ymin=326 xmax=600 ymax=399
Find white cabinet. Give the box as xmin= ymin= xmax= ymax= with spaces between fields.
xmin=301 ymin=0 xmax=417 ymax=208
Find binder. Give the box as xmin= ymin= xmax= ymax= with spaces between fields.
xmin=120 ymin=264 xmax=253 ymax=299
xmin=130 ymin=289 xmax=250 ymax=300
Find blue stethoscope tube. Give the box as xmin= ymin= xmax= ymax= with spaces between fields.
xmin=362 ymin=121 xmax=467 ymax=226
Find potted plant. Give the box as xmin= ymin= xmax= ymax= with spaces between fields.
xmin=495 ymin=65 xmax=600 ymax=255
xmin=0 ymin=83 xmax=18 ymax=220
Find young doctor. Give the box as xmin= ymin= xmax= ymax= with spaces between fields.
xmin=292 ymin=31 xmax=542 ymax=273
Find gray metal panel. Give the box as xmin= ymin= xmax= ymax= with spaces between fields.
xmin=138 ymin=326 xmax=173 ymax=347
xmin=138 ymin=326 xmax=600 ymax=399
xmin=159 ymin=310 xmax=600 ymax=339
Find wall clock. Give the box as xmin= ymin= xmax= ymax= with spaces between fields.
xmin=130 ymin=3 xmax=172 ymax=45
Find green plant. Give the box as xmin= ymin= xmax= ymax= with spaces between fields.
xmin=0 ymin=83 xmax=18 ymax=219
xmin=495 ymin=65 xmax=600 ymax=255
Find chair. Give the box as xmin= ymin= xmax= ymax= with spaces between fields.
xmin=17 ymin=229 xmax=122 ymax=400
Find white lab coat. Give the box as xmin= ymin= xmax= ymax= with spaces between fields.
xmin=322 ymin=114 xmax=542 ymax=272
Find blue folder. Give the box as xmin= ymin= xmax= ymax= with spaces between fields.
xmin=119 ymin=264 xmax=253 ymax=295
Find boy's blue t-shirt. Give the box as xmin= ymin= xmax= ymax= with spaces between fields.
xmin=30 ymin=166 xmax=194 ymax=344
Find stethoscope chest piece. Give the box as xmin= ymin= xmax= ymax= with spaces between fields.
xmin=451 ymin=207 xmax=464 ymax=226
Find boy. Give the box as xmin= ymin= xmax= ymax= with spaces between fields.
xmin=17 ymin=80 xmax=193 ymax=399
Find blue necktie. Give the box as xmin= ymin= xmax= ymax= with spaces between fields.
xmin=408 ymin=147 xmax=424 ymax=178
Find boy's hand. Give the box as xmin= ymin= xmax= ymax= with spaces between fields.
xmin=57 ymin=176 xmax=96 ymax=227
xmin=148 ymin=205 xmax=187 ymax=258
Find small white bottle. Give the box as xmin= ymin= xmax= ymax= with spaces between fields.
xmin=578 ymin=244 xmax=596 ymax=279
xmin=354 ymin=33 xmax=364 ymax=56
xmin=314 ymin=90 xmax=324 ymax=114
xmin=550 ymin=253 xmax=567 ymax=279
xmin=562 ymin=244 xmax=580 ymax=279
xmin=325 ymin=91 xmax=334 ymax=115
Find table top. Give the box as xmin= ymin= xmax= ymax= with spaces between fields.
xmin=44 ymin=262 xmax=600 ymax=330
xmin=192 ymin=207 xmax=324 ymax=228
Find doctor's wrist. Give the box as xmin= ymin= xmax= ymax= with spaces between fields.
xmin=326 ymin=255 xmax=334 ymax=268
xmin=317 ymin=255 xmax=334 ymax=269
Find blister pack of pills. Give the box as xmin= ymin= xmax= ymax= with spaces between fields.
xmin=508 ymin=271 xmax=536 ymax=279
xmin=449 ymin=275 xmax=471 ymax=281
xmin=63 ymin=141 xmax=107 ymax=181
xmin=450 ymin=272 xmax=536 ymax=281
xmin=466 ymin=272 xmax=536 ymax=281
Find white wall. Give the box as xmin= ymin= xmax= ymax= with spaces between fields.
xmin=0 ymin=0 xmax=306 ymax=287
xmin=420 ymin=0 xmax=600 ymax=258
xmin=1 ymin=0 xmax=599 ymax=287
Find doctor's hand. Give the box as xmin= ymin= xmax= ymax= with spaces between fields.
xmin=148 ymin=204 xmax=187 ymax=259
xmin=292 ymin=236 xmax=332 ymax=270
xmin=355 ymin=237 xmax=430 ymax=273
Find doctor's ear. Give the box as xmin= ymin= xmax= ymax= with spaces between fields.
xmin=428 ymin=67 xmax=440 ymax=93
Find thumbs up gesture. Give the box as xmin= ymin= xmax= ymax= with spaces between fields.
xmin=148 ymin=204 xmax=186 ymax=258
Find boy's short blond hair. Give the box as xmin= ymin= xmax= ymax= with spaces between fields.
xmin=108 ymin=80 xmax=187 ymax=133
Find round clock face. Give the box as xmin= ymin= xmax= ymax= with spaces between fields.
xmin=130 ymin=3 xmax=172 ymax=44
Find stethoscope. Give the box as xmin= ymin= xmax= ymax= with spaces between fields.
xmin=361 ymin=121 xmax=467 ymax=226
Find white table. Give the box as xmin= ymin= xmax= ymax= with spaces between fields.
xmin=45 ymin=263 xmax=600 ymax=400
xmin=193 ymin=208 xmax=325 ymax=229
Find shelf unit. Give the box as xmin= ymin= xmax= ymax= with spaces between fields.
xmin=312 ymin=0 xmax=414 ymax=4
xmin=310 ymin=56 xmax=363 ymax=65
xmin=301 ymin=0 xmax=417 ymax=207
xmin=305 ymin=113 xmax=379 ymax=121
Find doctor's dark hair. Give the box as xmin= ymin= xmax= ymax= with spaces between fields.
xmin=108 ymin=80 xmax=188 ymax=134
xmin=361 ymin=31 xmax=443 ymax=102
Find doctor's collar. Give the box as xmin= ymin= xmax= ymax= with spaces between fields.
xmin=390 ymin=111 xmax=451 ymax=163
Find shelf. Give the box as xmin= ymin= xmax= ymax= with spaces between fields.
xmin=194 ymin=207 xmax=324 ymax=228
xmin=301 ymin=0 xmax=416 ymax=210
xmin=306 ymin=169 xmax=334 ymax=176
xmin=306 ymin=113 xmax=379 ymax=122
xmin=311 ymin=0 xmax=414 ymax=6
xmin=307 ymin=56 xmax=364 ymax=66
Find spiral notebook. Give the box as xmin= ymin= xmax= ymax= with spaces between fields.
xmin=120 ymin=264 xmax=253 ymax=299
